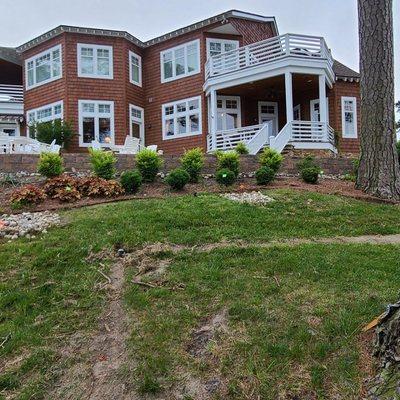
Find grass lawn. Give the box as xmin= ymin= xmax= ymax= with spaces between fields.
xmin=1 ymin=189 xmax=400 ymax=399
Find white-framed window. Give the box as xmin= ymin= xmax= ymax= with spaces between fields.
xmin=78 ymin=100 xmax=114 ymax=146
xmin=77 ymin=44 xmax=113 ymax=79
xmin=206 ymin=38 xmax=239 ymax=59
xmin=129 ymin=51 xmax=142 ymax=87
xmin=162 ymin=96 xmax=202 ymax=140
xmin=293 ymin=104 xmax=301 ymax=121
xmin=217 ymin=96 xmax=241 ymax=131
xmin=129 ymin=104 xmax=144 ymax=143
xmin=160 ymin=39 xmax=200 ymax=83
xmin=25 ymin=44 xmax=62 ymax=89
xmin=341 ymin=96 xmax=357 ymax=138
xmin=26 ymin=101 xmax=63 ymax=137
xmin=0 ymin=123 xmax=20 ymax=137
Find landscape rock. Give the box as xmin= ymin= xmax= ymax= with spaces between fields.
xmin=222 ymin=191 xmax=274 ymax=205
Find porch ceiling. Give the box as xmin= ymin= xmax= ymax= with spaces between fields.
xmin=218 ymin=74 xmax=319 ymax=97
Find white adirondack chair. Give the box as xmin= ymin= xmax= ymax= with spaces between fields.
xmin=111 ymin=136 xmax=140 ymax=154
xmin=146 ymin=144 xmax=158 ymax=152
xmin=9 ymin=137 xmax=41 ymax=154
xmin=46 ymin=139 xmax=61 ymax=154
xmin=91 ymin=140 xmax=102 ymax=150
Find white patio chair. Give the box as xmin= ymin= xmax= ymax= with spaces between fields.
xmin=119 ymin=136 xmax=140 ymax=154
xmin=146 ymin=144 xmax=158 ymax=152
xmin=91 ymin=140 xmax=102 ymax=151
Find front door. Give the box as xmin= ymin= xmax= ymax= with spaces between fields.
xmin=129 ymin=105 xmax=144 ymax=146
xmin=258 ymin=101 xmax=278 ymax=136
xmin=310 ymin=99 xmax=329 ymax=123
xmin=217 ymin=96 xmax=241 ymax=131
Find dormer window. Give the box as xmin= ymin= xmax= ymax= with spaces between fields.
xmin=25 ymin=45 xmax=62 ymax=89
xmin=77 ymin=44 xmax=113 ymax=79
xmin=206 ymin=38 xmax=239 ymax=59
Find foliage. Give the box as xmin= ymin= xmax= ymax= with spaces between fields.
xmin=255 ymin=166 xmax=275 ymax=185
xmin=215 ymin=168 xmax=236 ymax=186
xmin=235 ymin=142 xmax=249 ymax=155
xmin=120 ymin=170 xmax=142 ymax=194
xmin=89 ymin=149 xmax=116 ymax=180
xmin=34 ymin=119 xmax=75 ymax=148
xmin=78 ymin=177 xmax=124 ymax=197
xmin=53 ymin=186 xmax=81 ymax=202
xmin=180 ymin=148 xmax=204 ymax=183
xmin=396 ymin=101 xmax=400 ymax=130
xmin=9 ymin=185 xmax=46 ymax=206
xmin=216 ymin=151 xmax=240 ymax=177
xmin=43 ymin=175 xmax=78 ymax=197
xmin=37 ymin=152 xmax=64 ymax=178
xmin=301 ymin=167 xmax=321 ymax=184
xmin=353 ymin=158 xmax=360 ymax=176
xmin=297 ymin=155 xmax=318 ymax=171
xmin=396 ymin=141 xmax=400 ymax=163
xmin=259 ymin=148 xmax=284 ymax=172
xmin=136 ymin=149 xmax=163 ymax=182
xmin=165 ymin=168 xmax=190 ymax=191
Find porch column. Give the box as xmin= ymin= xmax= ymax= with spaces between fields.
xmin=285 ymin=71 xmax=293 ymax=123
xmin=318 ymin=74 xmax=328 ymax=137
xmin=210 ymin=89 xmax=217 ymax=150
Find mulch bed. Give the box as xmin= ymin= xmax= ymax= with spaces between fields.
xmin=1 ymin=176 xmax=398 ymax=215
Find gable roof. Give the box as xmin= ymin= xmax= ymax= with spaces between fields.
xmin=0 ymin=47 xmax=22 ymax=66
xmin=333 ymin=60 xmax=360 ymax=81
xmin=16 ymin=10 xmax=278 ymax=52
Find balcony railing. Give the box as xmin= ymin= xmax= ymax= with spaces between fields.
xmin=0 ymin=84 xmax=23 ymax=103
xmin=205 ymin=33 xmax=333 ymax=80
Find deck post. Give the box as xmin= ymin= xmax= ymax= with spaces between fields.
xmin=210 ymin=89 xmax=217 ymax=150
xmin=285 ymin=71 xmax=294 ymax=127
xmin=318 ymin=74 xmax=327 ymax=139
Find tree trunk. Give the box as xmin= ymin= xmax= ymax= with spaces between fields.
xmin=356 ymin=0 xmax=400 ymax=199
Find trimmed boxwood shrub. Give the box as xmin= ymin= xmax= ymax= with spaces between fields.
xmin=235 ymin=142 xmax=249 ymax=155
xmin=136 ymin=149 xmax=163 ymax=182
xmin=301 ymin=167 xmax=320 ymax=184
xmin=89 ymin=149 xmax=116 ymax=180
xmin=37 ymin=152 xmax=64 ymax=178
xmin=216 ymin=168 xmax=236 ymax=186
xmin=255 ymin=166 xmax=275 ymax=185
xmin=216 ymin=151 xmax=240 ymax=177
xmin=259 ymin=148 xmax=283 ymax=173
xmin=180 ymin=147 xmax=204 ymax=183
xmin=120 ymin=170 xmax=142 ymax=194
xmin=165 ymin=168 xmax=190 ymax=190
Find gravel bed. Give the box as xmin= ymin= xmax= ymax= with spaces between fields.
xmin=0 ymin=211 xmax=61 ymax=240
xmin=222 ymin=191 xmax=274 ymax=205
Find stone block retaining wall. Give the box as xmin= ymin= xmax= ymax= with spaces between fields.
xmin=0 ymin=154 xmax=355 ymax=176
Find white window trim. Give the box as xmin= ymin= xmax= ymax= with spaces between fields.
xmin=129 ymin=50 xmax=142 ymax=87
xmin=162 ymin=95 xmax=202 ymax=140
xmin=25 ymin=44 xmax=62 ymax=90
xmin=160 ymin=39 xmax=200 ymax=83
xmin=78 ymin=100 xmax=115 ymax=147
xmin=77 ymin=43 xmax=114 ymax=79
xmin=341 ymin=96 xmax=358 ymax=138
xmin=26 ymin=100 xmax=64 ymax=124
xmin=206 ymin=38 xmax=239 ymax=59
xmin=129 ymin=104 xmax=145 ymax=144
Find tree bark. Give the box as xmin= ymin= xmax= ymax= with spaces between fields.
xmin=356 ymin=0 xmax=400 ymax=199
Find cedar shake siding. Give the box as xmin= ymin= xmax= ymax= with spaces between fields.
xmin=16 ymin=11 xmax=360 ymax=155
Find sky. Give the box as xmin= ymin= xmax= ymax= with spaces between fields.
xmin=0 ymin=0 xmax=399 ymax=110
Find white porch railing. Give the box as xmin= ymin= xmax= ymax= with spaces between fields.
xmin=207 ymin=123 xmax=267 ymax=153
xmin=0 ymin=84 xmax=23 ymax=103
xmin=208 ymin=120 xmax=336 ymax=154
xmin=205 ymin=33 xmax=333 ymax=79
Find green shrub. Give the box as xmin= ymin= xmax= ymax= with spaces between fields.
xmin=37 ymin=152 xmax=64 ymax=178
xmin=301 ymin=167 xmax=320 ymax=184
xmin=89 ymin=149 xmax=116 ymax=180
xmin=136 ymin=149 xmax=163 ymax=182
xmin=352 ymin=158 xmax=360 ymax=176
xmin=180 ymin=148 xmax=204 ymax=183
xmin=120 ymin=170 xmax=142 ymax=194
xmin=34 ymin=119 xmax=75 ymax=149
xmin=297 ymin=155 xmax=318 ymax=171
xmin=216 ymin=168 xmax=236 ymax=186
xmin=235 ymin=142 xmax=249 ymax=155
xmin=217 ymin=151 xmax=240 ymax=177
xmin=259 ymin=148 xmax=283 ymax=172
xmin=255 ymin=166 xmax=275 ymax=185
xmin=165 ymin=168 xmax=190 ymax=190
